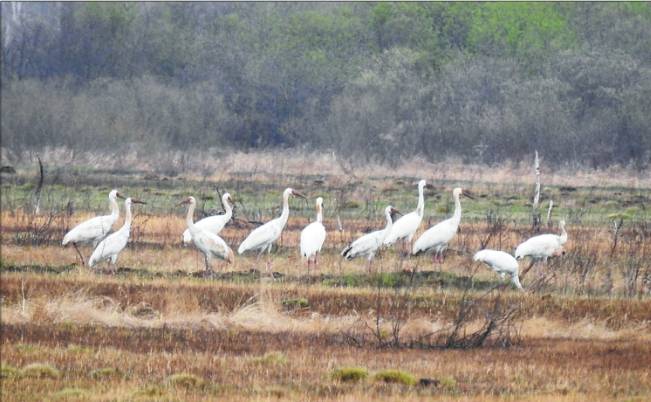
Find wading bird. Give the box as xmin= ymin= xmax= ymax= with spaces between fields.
xmin=300 ymin=197 xmax=326 ymax=273
xmin=238 ymin=188 xmax=306 ymax=271
xmin=384 ymin=179 xmax=427 ymax=254
xmin=62 ymin=189 xmax=124 ymax=265
xmin=88 ymin=197 xmax=146 ymax=271
xmin=515 ymin=220 xmax=567 ymax=279
xmin=473 ymin=249 xmax=523 ymax=291
xmin=182 ymin=192 xmax=234 ymax=245
xmin=341 ymin=206 xmax=399 ymax=272
xmin=412 ymin=187 xmax=474 ymax=263
xmin=179 ymin=196 xmax=234 ymax=275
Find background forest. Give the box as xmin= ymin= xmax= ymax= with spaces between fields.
xmin=2 ymin=2 xmax=650 ymax=169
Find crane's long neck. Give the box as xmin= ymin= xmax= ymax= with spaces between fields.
xmin=416 ymin=186 xmax=424 ymax=217
xmin=316 ymin=204 xmax=323 ymax=223
xmin=452 ymin=193 xmax=462 ymax=225
xmin=279 ymin=192 xmax=290 ymax=227
xmin=186 ymin=202 xmax=196 ymax=232
xmin=224 ymin=199 xmax=233 ymax=221
xmin=122 ymin=202 xmax=132 ymax=232
xmin=384 ymin=210 xmax=393 ymax=233
xmin=559 ymin=221 xmax=567 ymax=244
xmin=109 ymin=195 xmax=119 ymax=220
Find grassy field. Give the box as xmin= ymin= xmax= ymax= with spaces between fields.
xmin=1 ymin=160 xmax=650 ymax=401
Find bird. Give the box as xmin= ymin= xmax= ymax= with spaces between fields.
xmin=300 ymin=197 xmax=326 ymax=273
xmin=384 ymin=179 xmax=427 ymax=254
xmin=341 ymin=205 xmax=399 ymax=272
xmin=473 ymin=249 xmax=523 ymax=291
xmin=182 ymin=192 xmax=234 ymax=245
xmin=238 ymin=188 xmax=306 ymax=271
xmin=412 ymin=187 xmax=474 ymax=263
xmin=88 ymin=197 xmax=146 ymax=271
xmin=179 ymin=196 xmax=234 ymax=275
xmin=62 ymin=189 xmax=124 ymax=266
xmin=515 ymin=220 xmax=567 ymax=279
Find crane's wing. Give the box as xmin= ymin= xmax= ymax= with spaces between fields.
xmin=300 ymin=222 xmax=326 ymax=257
xmin=384 ymin=212 xmax=421 ymax=245
xmin=88 ymin=229 xmax=128 ymax=266
xmin=183 ymin=214 xmax=230 ymax=244
xmin=194 ymin=231 xmax=232 ymax=261
xmin=238 ymin=219 xmax=282 ymax=254
xmin=63 ymin=215 xmax=114 ymax=245
xmin=412 ymin=218 xmax=456 ymax=254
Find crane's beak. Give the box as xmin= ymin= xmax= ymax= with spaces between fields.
xmin=116 ymin=192 xmax=125 ymax=199
xmin=462 ymin=189 xmax=475 ymax=200
xmin=131 ymin=198 xmax=147 ymax=205
xmin=292 ymin=191 xmax=307 ymax=200
xmin=177 ymin=199 xmax=190 ymax=206
xmin=391 ymin=207 xmax=401 ymax=216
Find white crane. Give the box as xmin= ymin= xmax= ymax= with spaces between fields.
xmin=88 ymin=197 xmax=146 ymax=271
xmin=238 ymin=188 xmax=306 ymax=271
xmin=300 ymin=197 xmax=326 ymax=273
xmin=515 ymin=220 xmax=567 ymax=279
xmin=473 ymin=249 xmax=523 ymax=291
xmin=179 ymin=196 xmax=234 ymax=275
xmin=384 ymin=179 xmax=427 ymax=254
xmin=62 ymin=189 xmax=124 ymax=266
xmin=182 ymin=192 xmax=234 ymax=245
xmin=412 ymin=187 xmax=474 ymax=263
xmin=341 ymin=206 xmax=399 ymax=272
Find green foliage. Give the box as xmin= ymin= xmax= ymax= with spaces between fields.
xmin=51 ymin=388 xmax=88 ymax=400
xmin=373 ymin=369 xmax=417 ymax=386
xmin=20 ymin=363 xmax=61 ymax=379
xmin=166 ymin=372 xmax=205 ymax=389
xmin=90 ymin=367 xmax=123 ymax=380
xmin=250 ymin=351 xmax=288 ymax=366
xmin=281 ymin=298 xmax=310 ymax=309
xmin=0 ymin=364 xmax=20 ymax=379
xmin=331 ymin=367 xmax=369 ymax=383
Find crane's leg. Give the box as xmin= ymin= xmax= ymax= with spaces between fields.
xmin=519 ymin=260 xmax=536 ymax=280
xmin=204 ymin=255 xmax=213 ymax=277
xmin=72 ymin=243 xmax=86 ymax=266
xmin=265 ymin=244 xmax=273 ymax=274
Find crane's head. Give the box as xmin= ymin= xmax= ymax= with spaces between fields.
xmin=453 ymin=187 xmax=475 ymax=200
xmin=178 ymin=196 xmax=196 ymax=207
xmin=222 ymin=192 xmax=234 ymax=206
xmin=385 ymin=205 xmax=400 ymax=218
xmin=418 ymin=179 xmax=426 ymax=189
xmin=125 ymin=197 xmax=147 ymax=207
xmin=109 ymin=189 xmax=125 ymax=200
xmin=285 ymin=188 xmax=306 ymax=199
xmin=316 ymin=197 xmax=324 ymax=208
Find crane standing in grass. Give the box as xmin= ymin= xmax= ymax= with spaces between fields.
xmin=341 ymin=205 xmax=399 ymax=272
xmin=300 ymin=197 xmax=326 ymax=274
xmin=182 ymin=192 xmax=234 ymax=245
xmin=179 ymin=196 xmax=234 ymax=275
xmin=515 ymin=220 xmax=567 ymax=279
xmin=473 ymin=249 xmax=524 ymax=291
xmin=384 ymin=179 xmax=427 ymax=255
xmin=62 ymin=189 xmax=124 ymax=266
xmin=238 ymin=188 xmax=306 ymax=272
xmin=412 ymin=187 xmax=474 ymax=263
xmin=89 ymin=197 xmax=146 ymax=271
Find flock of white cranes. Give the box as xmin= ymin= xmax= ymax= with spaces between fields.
xmin=62 ymin=180 xmax=568 ymax=290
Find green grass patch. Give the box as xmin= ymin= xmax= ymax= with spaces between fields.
xmin=90 ymin=367 xmax=123 ymax=380
xmin=21 ymin=362 xmax=61 ymax=379
xmin=331 ymin=367 xmax=369 ymax=383
xmin=51 ymin=387 xmax=88 ymax=400
xmin=133 ymin=385 xmax=167 ymax=398
xmin=373 ymin=369 xmax=417 ymax=386
xmin=250 ymin=351 xmax=288 ymax=366
xmin=166 ymin=372 xmax=205 ymax=389
xmin=281 ymin=297 xmax=309 ymax=309
xmin=0 ymin=364 xmax=20 ymax=379
xmin=439 ymin=375 xmax=458 ymax=391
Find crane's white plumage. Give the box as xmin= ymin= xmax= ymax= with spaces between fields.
xmin=89 ymin=197 xmax=145 ymax=269
xmin=238 ymin=188 xmax=305 ymax=258
xmin=181 ymin=196 xmax=234 ymax=273
xmin=515 ymin=220 xmax=567 ymax=261
xmin=384 ymin=179 xmax=426 ymax=246
xmin=300 ymin=197 xmax=326 ymax=262
xmin=63 ymin=189 xmax=122 ymax=247
xmin=182 ymin=192 xmax=233 ymax=244
xmin=412 ymin=187 xmax=473 ymax=262
xmin=342 ymin=206 xmax=397 ymax=263
xmin=474 ymin=249 xmax=523 ymax=290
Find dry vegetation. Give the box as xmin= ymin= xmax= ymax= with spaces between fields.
xmin=1 ymin=161 xmax=650 ymax=401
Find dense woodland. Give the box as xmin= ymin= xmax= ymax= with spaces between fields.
xmin=1 ymin=2 xmax=650 ymax=169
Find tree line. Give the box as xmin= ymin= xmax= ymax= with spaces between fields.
xmin=2 ymin=2 xmax=650 ymax=169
